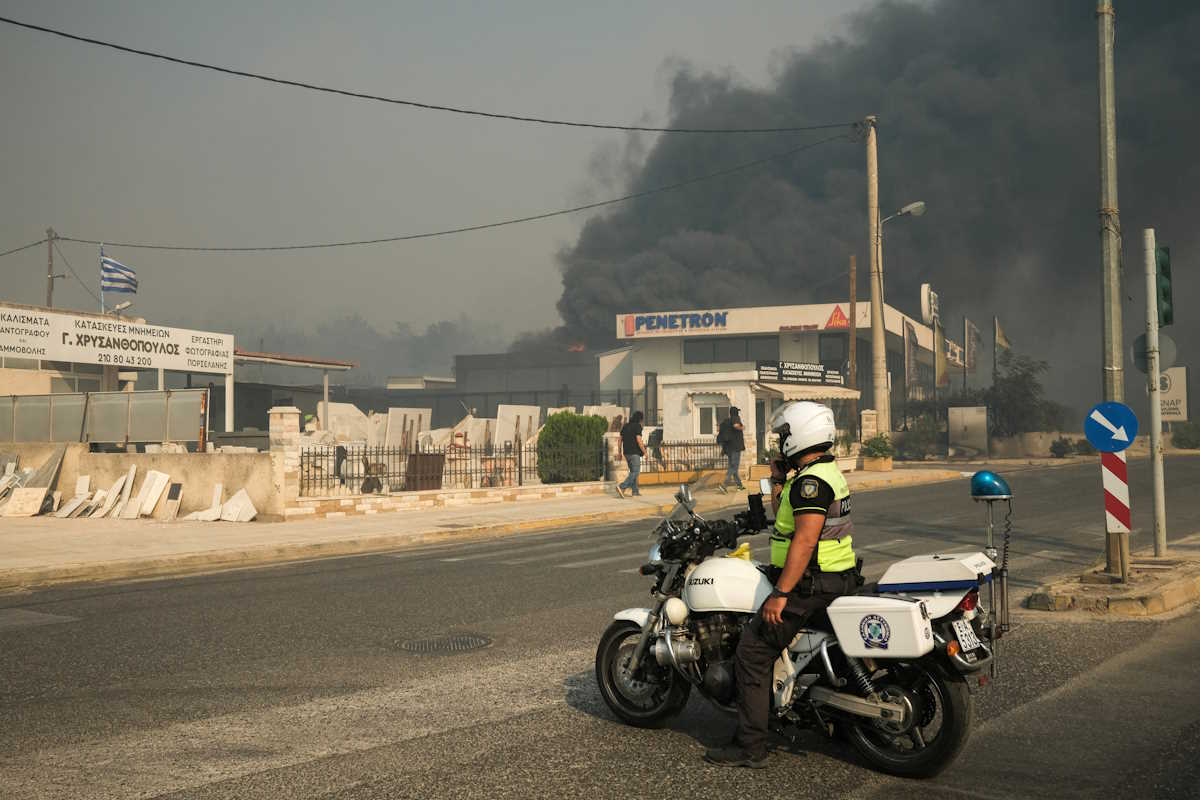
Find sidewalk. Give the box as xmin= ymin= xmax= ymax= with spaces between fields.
xmin=0 ymin=467 xmax=962 ymax=592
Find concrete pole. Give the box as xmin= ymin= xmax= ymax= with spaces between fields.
xmin=1143 ymin=229 xmax=1167 ymax=556
xmin=45 ymin=228 xmax=55 ymax=308
xmin=865 ymin=116 xmax=889 ymax=433
xmin=157 ymin=368 xmax=165 ymax=391
xmin=1097 ymin=0 xmax=1125 ymax=574
xmin=322 ymin=370 xmax=330 ymax=432
xmin=848 ymin=254 xmax=858 ymax=437
xmin=224 ymin=373 xmax=234 ymax=433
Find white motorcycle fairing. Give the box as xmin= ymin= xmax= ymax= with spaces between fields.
xmin=875 ymin=551 xmax=996 ymax=619
xmin=681 ymin=556 xmax=773 ymax=613
xmin=613 ymin=608 xmax=653 ymax=628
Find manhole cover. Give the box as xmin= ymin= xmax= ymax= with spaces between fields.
xmin=400 ymin=634 xmax=492 ymax=654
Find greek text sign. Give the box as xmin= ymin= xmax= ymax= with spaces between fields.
xmin=756 ymin=360 xmax=845 ymax=386
xmin=0 ymin=304 xmax=234 ymax=374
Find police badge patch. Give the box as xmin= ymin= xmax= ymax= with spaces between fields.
xmin=799 ymin=478 xmax=819 ymax=499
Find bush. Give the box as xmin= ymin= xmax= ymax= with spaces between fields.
xmin=1049 ymin=437 xmax=1072 ymax=458
xmin=1173 ymin=421 xmax=1200 ymax=450
xmin=1074 ymin=438 xmax=1095 ymax=455
xmin=861 ymin=434 xmax=895 ymax=458
xmin=898 ymin=414 xmax=940 ymax=460
xmin=537 ymin=412 xmax=608 ymax=483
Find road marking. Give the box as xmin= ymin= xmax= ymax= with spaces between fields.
xmin=0 ymin=609 xmax=79 ymax=631
xmin=559 ymin=552 xmax=650 ymax=569
xmin=0 ymin=646 xmax=593 ymax=800
xmin=501 ymin=537 xmax=651 ymax=565
xmin=444 ymin=532 xmax=650 ymax=564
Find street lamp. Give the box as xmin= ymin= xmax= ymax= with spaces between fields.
xmin=870 ymin=200 xmax=927 ymax=434
xmin=109 ymin=300 xmax=132 ymax=316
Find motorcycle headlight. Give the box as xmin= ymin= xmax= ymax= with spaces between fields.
xmin=648 ymin=543 xmax=663 ymax=564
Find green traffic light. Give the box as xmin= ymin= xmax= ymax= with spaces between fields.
xmin=1156 ymin=245 xmax=1173 ymax=327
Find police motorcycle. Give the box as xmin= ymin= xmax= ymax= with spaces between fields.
xmin=594 ymin=471 xmax=1014 ymax=778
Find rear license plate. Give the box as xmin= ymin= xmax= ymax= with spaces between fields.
xmin=952 ymin=619 xmax=983 ymax=652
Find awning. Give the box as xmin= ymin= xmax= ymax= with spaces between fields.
xmin=752 ymin=382 xmax=861 ymax=401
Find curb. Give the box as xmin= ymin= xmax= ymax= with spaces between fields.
xmin=0 ymin=497 xmax=731 ymax=593
xmin=0 ymin=469 xmax=961 ymax=593
xmin=1027 ymin=572 xmax=1200 ymax=617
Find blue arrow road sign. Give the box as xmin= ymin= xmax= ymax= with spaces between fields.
xmin=1084 ymin=402 xmax=1139 ymax=452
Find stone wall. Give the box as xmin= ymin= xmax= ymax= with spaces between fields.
xmin=2 ymin=442 xmax=271 ymax=518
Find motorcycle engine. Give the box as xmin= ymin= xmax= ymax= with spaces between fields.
xmin=693 ymin=612 xmax=746 ymax=704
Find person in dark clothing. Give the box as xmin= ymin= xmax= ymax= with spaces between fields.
xmin=717 ymin=407 xmax=746 ymax=491
xmin=616 ymin=411 xmax=646 ymax=498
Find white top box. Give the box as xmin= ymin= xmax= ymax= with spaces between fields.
xmin=877 ymin=552 xmax=996 ymax=593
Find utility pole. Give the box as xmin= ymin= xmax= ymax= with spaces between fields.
xmin=45 ymin=227 xmax=55 ymax=308
xmin=865 ymin=116 xmax=889 ymax=434
xmin=1097 ymin=0 xmax=1125 ymax=574
xmin=1143 ymin=228 xmax=1167 ymax=557
xmin=848 ymin=254 xmax=858 ymax=437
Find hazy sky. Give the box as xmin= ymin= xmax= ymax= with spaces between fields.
xmin=0 ymin=0 xmax=869 ymax=341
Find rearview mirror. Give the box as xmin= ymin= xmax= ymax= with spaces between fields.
xmin=759 ymin=477 xmax=772 ymax=496
xmin=675 ymin=483 xmax=695 ymax=509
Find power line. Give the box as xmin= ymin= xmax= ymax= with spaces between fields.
xmin=52 ymin=240 xmax=103 ymax=304
xmin=0 ymin=15 xmax=856 ymax=135
xmin=57 ymin=133 xmax=853 ymax=253
xmin=0 ymin=237 xmax=48 ymax=259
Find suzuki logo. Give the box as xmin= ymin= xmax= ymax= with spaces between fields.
xmin=686 ymin=577 xmax=714 ymax=586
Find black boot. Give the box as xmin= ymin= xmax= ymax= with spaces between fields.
xmin=703 ymin=745 xmax=769 ymax=769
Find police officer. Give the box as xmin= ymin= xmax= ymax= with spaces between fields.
xmin=705 ymin=400 xmax=859 ymax=768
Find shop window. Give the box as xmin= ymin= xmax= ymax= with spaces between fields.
xmin=713 ymin=338 xmax=747 ymax=363
xmin=747 ymin=336 xmax=780 ymax=362
xmin=819 ymin=333 xmax=846 ymax=364
xmin=697 ymin=404 xmax=730 ymax=436
xmin=684 ymin=339 xmax=715 ymax=364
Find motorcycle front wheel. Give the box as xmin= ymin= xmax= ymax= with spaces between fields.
xmin=843 ymin=659 xmax=971 ymax=779
xmin=595 ymin=620 xmax=691 ymax=728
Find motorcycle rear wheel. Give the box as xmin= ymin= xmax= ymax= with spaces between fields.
xmin=595 ymin=620 xmax=691 ymax=728
xmin=843 ymin=659 xmax=971 ymax=779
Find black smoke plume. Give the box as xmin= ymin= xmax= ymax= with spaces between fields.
xmin=554 ymin=0 xmax=1200 ymax=414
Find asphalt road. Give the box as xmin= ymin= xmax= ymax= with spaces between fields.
xmin=2 ymin=456 xmax=1199 ymax=799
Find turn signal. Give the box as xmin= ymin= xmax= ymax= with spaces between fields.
xmin=946 ymin=640 xmax=961 ymax=658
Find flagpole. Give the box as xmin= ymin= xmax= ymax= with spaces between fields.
xmin=962 ymin=316 xmax=968 ymax=395
xmin=99 ymin=245 xmax=105 ymax=313
xmin=992 ymin=316 xmax=998 ymax=388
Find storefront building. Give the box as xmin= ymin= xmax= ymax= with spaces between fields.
xmin=599 ymin=302 xmax=938 ymax=463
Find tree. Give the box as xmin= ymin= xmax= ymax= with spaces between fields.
xmin=986 ymin=350 xmax=1067 ymax=437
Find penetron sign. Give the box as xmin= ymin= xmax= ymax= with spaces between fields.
xmin=0 ymin=303 xmax=234 ymax=374
xmin=756 ymin=360 xmax=845 ymax=387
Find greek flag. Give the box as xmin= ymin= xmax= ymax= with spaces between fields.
xmin=100 ymin=251 xmax=138 ymax=294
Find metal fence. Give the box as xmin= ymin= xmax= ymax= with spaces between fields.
xmin=640 ymin=439 xmax=726 ymax=473
xmin=0 ymin=389 xmax=208 ymax=445
xmin=299 ymin=442 xmax=606 ymax=497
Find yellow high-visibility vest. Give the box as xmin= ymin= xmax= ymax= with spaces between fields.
xmin=770 ymin=457 xmax=855 ymax=572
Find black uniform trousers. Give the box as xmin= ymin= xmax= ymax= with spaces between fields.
xmin=733 ymin=569 xmax=858 ymax=757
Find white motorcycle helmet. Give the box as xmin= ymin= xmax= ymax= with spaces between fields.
xmin=768 ymin=401 xmax=836 ymax=462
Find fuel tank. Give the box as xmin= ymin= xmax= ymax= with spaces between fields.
xmin=682 ymin=556 xmax=773 ymax=613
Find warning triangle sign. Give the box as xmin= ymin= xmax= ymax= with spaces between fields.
xmin=825 ymin=305 xmax=850 ymax=329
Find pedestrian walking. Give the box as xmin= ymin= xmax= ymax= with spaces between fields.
xmin=616 ymin=411 xmax=646 ymax=498
xmin=718 ymin=407 xmax=746 ymax=491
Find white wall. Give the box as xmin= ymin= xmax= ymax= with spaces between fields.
xmin=779 ymin=331 xmax=819 ymax=362
xmin=597 ymin=348 xmax=632 ymax=393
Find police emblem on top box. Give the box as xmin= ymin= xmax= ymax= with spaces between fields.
xmin=859 ymin=614 xmax=891 ymax=650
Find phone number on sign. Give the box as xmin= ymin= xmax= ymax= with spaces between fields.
xmin=96 ymin=353 xmax=153 ymax=367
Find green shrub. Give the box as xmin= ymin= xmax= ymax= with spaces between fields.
xmin=537 ymin=412 xmax=608 ymax=483
xmin=1049 ymin=437 xmax=1072 ymax=458
xmin=1074 ymin=438 xmax=1095 ymax=455
xmin=861 ymin=434 xmax=895 ymax=458
xmin=898 ymin=414 xmax=940 ymax=460
xmin=1172 ymin=421 xmax=1200 ymax=450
